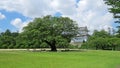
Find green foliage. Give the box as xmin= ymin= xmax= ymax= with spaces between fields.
xmin=22 ymin=15 xmax=79 ymax=51
xmin=82 ymin=37 xmax=120 ymax=50
xmin=105 ymin=0 xmax=120 ymax=19
xmin=0 ymin=16 xmax=79 ymax=50
xmin=40 ymin=42 xmax=49 ymax=48
xmin=105 ymin=0 xmax=120 ymax=35
xmin=55 ymin=36 xmax=69 ymax=48
xmin=0 ymin=29 xmax=18 ymax=49
xmin=90 ymin=30 xmax=111 ymax=39
xmin=81 ymin=30 xmax=120 ymax=50
xmin=68 ymin=44 xmax=78 ymax=49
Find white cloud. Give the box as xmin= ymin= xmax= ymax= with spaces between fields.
xmin=51 ymin=0 xmax=114 ymax=33
xmin=0 ymin=0 xmax=77 ymax=17
xmin=0 ymin=0 xmax=114 ymax=33
xmin=11 ymin=18 xmax=29 ymax=32
xmin=73 ymin=0 xmax=114 ymax=33
xmin=0 ymin=0 xmax=55 ymax=18
xmin=0 ymin=12 xmax=5 ymax=20
xmin=51 ymin=0 xmax=77 ymax=15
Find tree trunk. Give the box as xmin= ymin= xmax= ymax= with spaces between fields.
xmin=44 ymin=40 xmax=57 ymax=51
xmin=50 ymin=45 xmax=57 ymax=51
xmin=50 ymin=40 xmax=57 ymax=51
xmin=112 ymin=44 xmax=116 ymax=51
xmin=96 ymin=45 xmax=98 ymax=50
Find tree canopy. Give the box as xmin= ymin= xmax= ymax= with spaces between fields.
xmin=104 ymin=0 xmax=120 ymax=37
xmin=0 ymin=29 xmax=19 ymax=48
xmin=81 ymin=29 xmax=120 ymax=50
xmin=22 ymin=15 xmax=79 ymax=51
xmin=105 ymin=0 xmax=120 ymax=20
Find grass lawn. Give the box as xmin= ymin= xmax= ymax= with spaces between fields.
xmin=0 ymin=50 xmax=120 ymax=68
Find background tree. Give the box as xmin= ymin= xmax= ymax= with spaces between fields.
xmin=88 ymin=29 xmax=111 ymax=41
xmin=81 ymin=29 xmax=120 ymax=50
xmin=104 ymin=0 xmax=120 ymax=37
xmin=0 ymin=29 xmax=18 ymax=48
xmin=22 ymin=15 xmax=79 ymax=51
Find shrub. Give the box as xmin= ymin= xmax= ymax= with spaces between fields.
xmin=81 ymin=37 xmax=120 ymax=50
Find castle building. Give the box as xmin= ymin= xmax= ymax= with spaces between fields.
xmin=71 ymin=26 xmax=89 ymax=46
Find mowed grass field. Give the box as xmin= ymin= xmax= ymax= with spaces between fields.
xmin=0 ymin=50 xmax=120 ymax=68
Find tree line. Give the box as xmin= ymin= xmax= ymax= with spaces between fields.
xmin=0 ymin=15 xmax=79 ymax=51
xmin=1 ymin=0 xmax=120 ymax=51
xmin=81 ymin=29 xmax=120 ymax=50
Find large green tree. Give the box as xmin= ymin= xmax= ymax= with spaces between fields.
xmin=104 ymin=0 xmax=120 ymax=37
xmin=22 ymin=15 xmax=79 ymax=51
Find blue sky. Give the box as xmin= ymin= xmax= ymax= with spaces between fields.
xmin=0 ymin=0 xmax=115 ymax=33
xmin=0 ymin=10 xmax=29 ymax=32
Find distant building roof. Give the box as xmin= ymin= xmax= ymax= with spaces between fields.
xmin=71 ymin=26 xmax=89 ymax=43
xmin=77 ymin=26 xmax=88 ymax=37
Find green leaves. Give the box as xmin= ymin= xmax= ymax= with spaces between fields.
xmin=21 ymin=15 xmax=79 ymax=51
xmin=82 ymin=37 xmax=120 ymax=50
xmin=0 ymin=16 xmax=79 ymax=50
xmin=0 ymin=29 xmax=18 ymax=49
xmin=105 ymin=0 xmax=120 ymax=35
xmin=82 ymin=29 xmax=120 ymax=50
